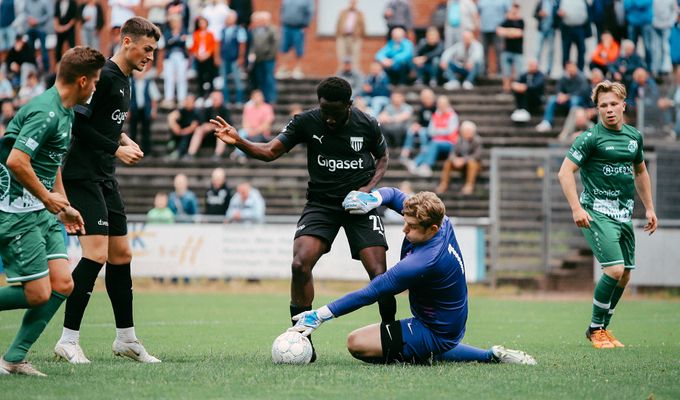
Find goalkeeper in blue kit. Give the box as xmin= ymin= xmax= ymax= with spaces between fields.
xmin=290 ymin=188 xmax=536 ymax=365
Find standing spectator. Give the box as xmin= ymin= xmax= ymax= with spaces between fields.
xmin=162 ymin=14 xmax=189 ymax=108
xmin=672 ymin=12 xmax=680 ymax=68
xmin=53 ymin=0 xmax=77 ymax=63
xmin=534 ymin=0 xmax=557 ymax=77
xmin=477 ymin=0 xmax=511 ymax=76
xmin=129 ymin=66 xmax=161 ymax=155
xmin=558 ymin=0 xmax=589 ymax=71
xmin=375 ymin=27 xmax=414 ymax=85
xmin=400 ymin=87 xmax=436 ymax=162
xmin=444 ymin=0 xmax=480 ymax=48
xmin=147 ymin=192 xmax=175 ymax=224
xmin=201 ymin=0 xmax=230 ymax=38
xmin=336 ymin=57 xmax=364 ymax=98
xmin=624 ymin=0 xmax=654 ymax=70
xmin=413 ymin=26 xmax=444 ymax=87
xmin=187 ymin=90 xmax=232 ymax=158
xmin=361 ymin=61 xmax=392 ymax=116
xmin=510 ymin=59 xmax=546 ymax=122
xmin=166 ymin=0 xmax=190 ymax=32
xmin=0 ymin=70 xmax=13 ymax=100
xmin=610 ymin=40 xmax=647 ymax=90
xmin=233 ymin=89 xmax=275 ymax=162
xmin=657 ymin=67 xmax=680 ymax=137
xmin=383 ymin=0 xmax=413 ymax=38
xmin=535 ymin=60 xmax=587 ymax=132
xmin=16 ymin=71 xmax=45 ymax=106
xmin=378 ymin=92 xmax=413 ymax=148
xmin=589 ymin=31 xmax=620 ymax=73
xmin=651 ymin=0 xmax=678 ymax=76
xmin=230 ymin=0 xmax=253 ymax=28
xmin=249 ymin=11 xmax=278 ymax=104
xmin=226 ymin=182 xmax=266 ymax=224
xmin=408 ymin=95 xmax=459 ymax=178
xmin=219 ymin=10 xmax=247 ymax=105
xmin=0 ymin=99 xmax=15 ymax=136
xmin=441 ymin=30 xmax=484 ymax=90
xmin=335 ymin=0 xmax=365 ymax=69
xmin=190 ymin=16 xmax=218 ymax=98
xmin=603 ymin=0 xmax=627 ymax=43
xmin=436 ymin=120 xmax=482 ymax=195
xmin=5 ymin=34 xmax=37 ymax=88
xmin=205 ymin=167 xmax=233 ymax=216
xmin=77 ymin=0 xmax=105 ymax=50
xmin=167 ymin=94 xmax=200 ymax=159
xmin=24 ymin=0 xmax=51 ymax=72
xmin=276 ymin=0 xmax=314 ymax=79
xmin=168 ymin=173 xmax=199 ymax=221
xmin=110 ymin=0 xmax=139 ymax=29
xmin=497 ymin=2 xmax=524 ymax=93
xmin=145 ymin=0 xmax=170 ymax=31
xmin=0 ymin=0 xmax=21 ymax=64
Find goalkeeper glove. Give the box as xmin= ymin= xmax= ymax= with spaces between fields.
xmin=342 ymin=190 xmax=383 ymax=214
xmin=289 ymin=306 xmax=334 ymax=336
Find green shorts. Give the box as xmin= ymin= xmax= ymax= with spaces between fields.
xmin=580 ymin=209 xmax=636 ymax=269
xmin=0 ymin=209 xmax=68 ymax=283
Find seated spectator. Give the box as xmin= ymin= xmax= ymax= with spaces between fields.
xmin=375 ymin=27 xmax=414 ymax=85
xmin=361 ymin=61 xmax=391 ymax=116
xmin=440 ymin=30 xmax=484 ymax=90
xmin=497 ymin=2 xmax=525 ymax=93
xmin=657 ymin=67 xmax=680 ymax=138
xmin=167 ymin=94 xmax=200 ymax=159
xmin=226 ymin=182 xmax=265 ymax=224
xmin=407 ymin=95 xmax=459 ymax=178
xmin=609 ymin=40 xmax=646 ymax=90
xmin=400 ymin=87 xmax=436 ymax=161
xmin=205 ymin=167 xmax=233 ymax=217
xmin=378 ymin=92 xmax=413 ymax=147
xmin=168 ymin=173 xmax=199 ymax=221
xmin=187 ymin=90 xmax=232 ymax=159
xmin=436 ymin=120 xmax=481 ymax=195
xmin=413 ymin=26 xmax=444 ymax=87
xmin=146 ymin=192 xmax=176 ymax=224
xmin=0 ymin=70 xmax=13 ymax=100
xmin=16 ymin=71 xmax=45 ymax=106
xmin=233 ymin=89 xmax=275 ymax=162
xmin=129 ymin=66 xmax=161 ymax=155
xmin=0 ymin=99 xmax=16 ymax=136
xmin=352 ymin=95 xmax=370 ymax=114
xmin=6 ymin=34 xmax=37 ymax=88
xmin=536 ymin=61 xmax=587 ymax=132
xmin=336 ymin=57 xmax=364 ymax=97
xmin=162 ymin=14 xmax=189 ymax=109
xmin=558 ymin=68 xmax=604 ymax=140
xmin=627 ymin=67 xmax=661 ymax=118
xmin=510 ymin=59 xmax=545 ymax=122
xmin=589 ymin=31 xmax=619 ymax=74
xmin=557 ymin=107 xmax=594 ymax=143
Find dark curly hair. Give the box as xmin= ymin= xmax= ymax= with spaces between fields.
xmin=316 ymin=77 xmax=352 ymax=104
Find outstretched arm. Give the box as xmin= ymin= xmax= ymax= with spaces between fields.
xmin=210 ymin=115 xmax=287 ymax=161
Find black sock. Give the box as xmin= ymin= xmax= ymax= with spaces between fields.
xmin=378 ymin=295 xmax=397 ymax=323
xmin=105 ymin=262 xmax=134 ymax=329
xmin=64 ymin=258 xmax=104 ymax=331
xmin=290 ymin=304 xmax=316 ymax=362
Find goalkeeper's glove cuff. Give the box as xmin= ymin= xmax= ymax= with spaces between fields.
xmin=317 ymin=305 xmax=334 ymax=321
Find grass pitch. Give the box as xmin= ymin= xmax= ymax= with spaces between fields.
xmin=0 ymin=287 xmax=678 ymax=399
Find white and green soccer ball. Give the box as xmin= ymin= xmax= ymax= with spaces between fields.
xmin=271 ymin=331 xmax=313 ymax=365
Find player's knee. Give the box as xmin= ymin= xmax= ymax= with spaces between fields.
xmin=26 ymin=288 xmax=51 ymax=307
xmin=52 ymin=277 xmax=74 ymax=296
xmin=605 ymin=265 xmax=625 ymax=280
xmin=88 ymin=252 xmax=109 ymax=265
xmin=290 ymin=258 xmax=312 ymax=278
xmin=618 ymin=270 xmax=631 ymax=287
xmin=346 ymin=331 xmax=371 ymax=359
xmin=111 ymin=248 xmax=132 ymax=264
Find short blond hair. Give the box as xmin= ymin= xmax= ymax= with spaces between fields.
xmin=591 ymin=80 xmax=627 ymax=105
xmin=402 ymin=192 xmax=445 ymax=228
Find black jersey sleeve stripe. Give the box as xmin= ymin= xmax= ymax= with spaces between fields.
xmin=74 ymin=104 xmax=92 ymax=118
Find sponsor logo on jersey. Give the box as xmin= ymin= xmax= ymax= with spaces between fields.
xmin=350 ymin=136 xmax=363 ymax=152
xmin=605 ymin=146 xmax=614 ymax=150
xmin=628 ymin=140 xmax=638 ymax=153
xmin=592 ymin=188 xmax=621 ymax=197
xmin=25 ymin=138 xmax=39 ymax=151
xmin=296 ymin=224 xmax=306 ymax=232
xmin=571 ymin=149 xmax=583 ymax=161
xmin=111 ymin=109 xmax=127 ymax=124
xmin=317 ymin=155 xmax=364 ymax=172
xmin=312 ymin=134 xmax=324 ymax=144
xmin=602 ymin=164 xmax=633 ymax=176
xmin=98 ymin=219 xmax=109 ymax=226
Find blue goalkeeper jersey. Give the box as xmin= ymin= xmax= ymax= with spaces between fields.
xmin=327 ymin=188 xmax=468 ymax=341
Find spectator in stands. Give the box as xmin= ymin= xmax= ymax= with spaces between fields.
xmin=201 ymin=0 xmax=230 ymax=39
xmin=129 ymin=66 xmax=161 ymax=156
xmin=589 ymin=31 xmax=619 ymax=74
xmin=187 ymin=90 xmax=232 ymax=159
xmin=378 ymin=92 xmax=413 ymax=148
xmin=109 ymin=0 xmax=140 ymax=54
xmin=557 ymin=107 xmax=594 ymax=142
xmin=24 ymin=0 xmax=51 ymax=72
xmin=510 ymin=59 xmax=545 ymax=123
xmin=444 ymin=0 xmax=479 ymax=48
xmin=375 ymin=27 xmax=414 ymax=85
xmin=336 ymin=57 xmax=364 ymax=99
xmin=205 ymin=167 xmax=233 ymax=217
xmin=335 ymin=0 xmax=365 ymax=69
xmin=441 ymin=30 xmax=484 ymax=90
xmin=190 ymin=16 xmax=218 ymax=98
xmin=168 ymin=173 xmax=199 ymax=221
xmin=168 ymin=94 xmax=200 ymax=159
xmin=610 ymin=39 xmax=646 ymax=90
xmin=6 ymin=34 xmax=36 ymax=88
xmin=145 ymin=0 xmax=169 ymax=31
xmin=276 ymin=0 xmax=314 ymax=80
xmin=219 ymin=10 xmax=247 ymax=105
xmin=0 ymin=99 xmax=15 ymax=136
xmin=534 ymin=0 xmax=557 ymax=77
xmin=0 ymin=70 xmax=13 ymax=100
xmin=602 ymin=0 xmax=627 ymax=43
xmin=557 ymin=0 xmax=589 ymax=71
xmin=627 ymin=67 xmax=661 ymax=115
xmin=400 ymin=87 xmax=436 ymax=162
xmin=230 ymin=0 xmax=252 ymax=28
xmin=249 ymin=11 xmax=279 ymax=104
xmin=362 ymin=61 xmax=392 ymax=116
xmin=536 ymin=61 xmax=587 ymax=132
xmin=658 ymin=67 xmax=680 ymax=138
xmin=226 ymin=182 xmax=265 ymax=224
xmin=383 ymin=0 xmax=413 ymax=38
xmin=77 ymin=0 xmax=104 ymax=50
xmin=232 ymin=89 xmax=275 ymax=162
xmin=289 ymin=102 xmax=303 ymax=117
xmin=166 ymin=0 xmax=190 ymax=32
xmin=651 ymin=0 xmax=678 ymax=77
xmin=147 ymin=192 xmax=175 ymax=224
xmin=477 ymin=0 xmax=511 ymax=76
xmin=162 ymin=14 xmax=189 ymax=109
xmin=672 ymin=13 xmax=680 ymax=68
xmin=352 ymin=95 xmax=369 ymax=114
xmin=53 ymin=0 xmax=77 ymax=63
xmin=436 ymin=120 xmax=482 ymax=195
xmin=16 ymin=71 xmax=44 ymax=106
xmin=497 ymin=2 xmax=524 ymax=93
xmin=558 ymin=68 xmax=604 ymax=140
xmin=624 ymin=0 xmax=654 ymax=70
xmin=0 ymin=0 xmax=20 ymax=64
xmin=407 ymin=95 xmax=459 ymax=178
xmin=413 ymin=26 xmax=444 ymax=87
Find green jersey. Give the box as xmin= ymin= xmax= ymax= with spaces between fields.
xmin=566 ymin=122 xmax=644 ymax=222
xmin=0 ymin=86 xmax=74 ymax=213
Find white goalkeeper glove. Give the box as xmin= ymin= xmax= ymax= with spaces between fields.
xmin=289 ymin=306 xmax=334 ymax=337
xmin=342 ymin=190 xmax=383 ymax=214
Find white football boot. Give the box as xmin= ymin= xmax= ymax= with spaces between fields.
xmin=54 ymin=341 xmax=91 ymax=364
xmin=491 ymin=345 xmax=537 ymax=365
xmin=0 ymin=359 xmax=47 ymax=376
xmin=112 ymin=339 xmax=161 ymax=363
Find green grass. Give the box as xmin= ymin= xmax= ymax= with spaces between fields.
xmin=0 ymin=290 xmax=679 ymax=399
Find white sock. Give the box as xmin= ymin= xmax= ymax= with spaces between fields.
xmin=60 ymin=327 xmax=80 ymax=343
xmin=116 ymin=327 xmax=138 ymax=342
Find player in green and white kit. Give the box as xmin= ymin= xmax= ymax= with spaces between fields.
xmin=558 ymin=80 xmax=657 ymax=349
xmin=0 ymin=47 xmax=105 ymax=376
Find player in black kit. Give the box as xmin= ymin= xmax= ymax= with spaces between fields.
xmin=54 ymin=17 xmax=162 ymax=364
xmin=211 ymin=77 xmax=395 ymax=361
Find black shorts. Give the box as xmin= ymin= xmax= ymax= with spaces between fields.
xmin=64 ymin=179 xmax=128 ymax=236
xmin=294 ymin=203 xmax=388 ymax=259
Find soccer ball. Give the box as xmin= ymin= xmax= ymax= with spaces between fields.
xmin=271 ymin=331 xmax=313 ymax=365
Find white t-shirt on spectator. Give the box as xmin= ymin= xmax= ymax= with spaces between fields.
xmin=109 ymin=0 xmax=140 ymax=28
xmin=201 ymin=2 xmax=231 ymax=38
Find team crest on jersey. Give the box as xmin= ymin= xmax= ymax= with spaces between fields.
xmin=350 ymin=136 xmax=363 ymax=152
xmin=627 ymin=140 xmax=638 ymax=153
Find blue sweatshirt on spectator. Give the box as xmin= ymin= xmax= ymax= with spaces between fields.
xmin=375 ymin=39 xmax=414 ymax=68
xmin=624 ymin=0 xmax=653 ymax=27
